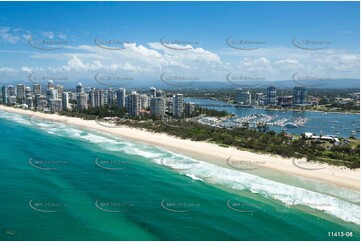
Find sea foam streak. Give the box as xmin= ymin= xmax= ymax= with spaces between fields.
xmin=1 ymin=111 xmax=359 ymax=224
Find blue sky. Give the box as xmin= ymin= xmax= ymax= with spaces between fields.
xmin=0 ymin=1 xmax=359 ymax=85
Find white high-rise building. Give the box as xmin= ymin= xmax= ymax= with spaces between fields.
xmin=150 ymin=97 xmax=165 ymax=117
xmin=49 ymin=99 xmax=62 ymax=112
xmin=94 ymin=89 xmax=105 ymax=107
xmin=16 ymin=84 xmax=26 ymax=100
xmin=140 ymin=94 xmax=149 ymax=109
xmin=172 ymin=93 xmax=184 ymax=117
xmin=77 ymin=92 xmax=88 ymax=111
xmin=107 ymin=89 xmax=114 ymax=106
xmin=128 ymin=91 xmax=140 ymax=117
xmin=51 ymin=89 xmax=58 ymax=100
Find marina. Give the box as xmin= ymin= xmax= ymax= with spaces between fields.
xmin=187 ymin=98 xmax=360 ymax=138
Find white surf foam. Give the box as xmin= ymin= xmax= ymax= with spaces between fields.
xmin=2 ymin=110 xmax=359 ymax=224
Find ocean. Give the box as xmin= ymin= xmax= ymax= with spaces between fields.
xmin=0 ymin=110 xmax=359 ymax=240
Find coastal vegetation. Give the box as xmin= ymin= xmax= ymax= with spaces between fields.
xmin=56 ymin=105 xmax=360 ymax=169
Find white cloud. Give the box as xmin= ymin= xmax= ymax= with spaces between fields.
xmin=0 ymin=34 xmax=359 ymax=82
xmin=42 ymin=31 xmax=54 ymax=39
xmin=58 ymin=33 xmax=67 ymax=40
xmin=0 ymin=27 xmax=21 ymax=44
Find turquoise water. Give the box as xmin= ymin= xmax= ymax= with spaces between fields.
xmin=0 ymin=111 xmax=359 ymax=240
xmin=185 ymin=98 xmax=360 ymax=139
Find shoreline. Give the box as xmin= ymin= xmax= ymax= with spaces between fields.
xmin=0 ymin=105 xmax=359 ymax=192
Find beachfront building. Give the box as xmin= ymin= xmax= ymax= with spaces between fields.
xmin=56 ymin=85 xmax=64 ymax=97
xmin=49 ymin=99 xmax=62 ymax=112
xmin=7 ymin=96 xmax=16 ymax=106
xmin=293 ymin=86 xmax=307 ymax=105
xmin=266 ymin=85 xmax=277 ymax=105
xmin=33 ymin=84 xmax=41 ymax=95
xmin=62 ymin=92 xmax=69 ymax=111
xmin=16 ymin=84 xmax=26 ymax=101
xmin=94 ymin=89 xmax=105 ymax=108
xmin=166 ymin=99 xmax=173 ymax=115
xmin=7 ymin=85 xmax=15 ymax=96
xmin=51 ymin=89 xmax=59 ymax=100
xmin=1 ymin=86 xmax=8 ymax=104
xmin=89 ymin=88 xmax=96 ymax=107
xmin=140 ymin=94 xmax=149 ymax=109
xmin=150 ymin=97 xmax=165 ymax=117
xmin=107 ymin=89 xmax=114 ymax=107
xmin=77 ymin=92 xmax=88 ymax=111
xmin=26 ymin=97 xmax=34 ymax=109
xmin=173 ymin=93 xmax=184 ymax=117
xmin=117 ymin=88 xmax=126 ymax=108
xmin=128 ymin=91 xmax=141 ymax=117
xmin=34 ymin=95 xmax=47 ymax=110
xmin=25 ymin=87 xmax=32 ymax=97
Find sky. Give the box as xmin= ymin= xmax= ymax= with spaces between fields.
xmin=0 ymin=1 xmax=359 ymax=86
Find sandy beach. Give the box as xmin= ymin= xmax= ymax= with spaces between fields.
xmin=1 ymin=105 xmax=359 ymax=191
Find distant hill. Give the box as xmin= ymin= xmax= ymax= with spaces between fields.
xmin=2 ymin=79 xmax=359 ymax=91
